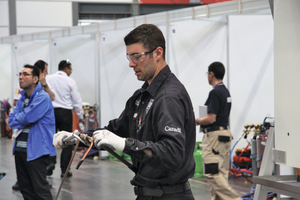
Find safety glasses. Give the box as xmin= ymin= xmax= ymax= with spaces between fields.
xmin=17 ymin=72 xmax=33 ymax=77
xmin=126 ymin=47 xmax=157 ymax=63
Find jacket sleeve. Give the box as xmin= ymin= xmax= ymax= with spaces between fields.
xmin=8 ymin=94 xmax=50 ymax=128
xmin=8 ymin=100 xmax=25 ymax=129
xmin=124 ymin=94 xmax=187 ymax=171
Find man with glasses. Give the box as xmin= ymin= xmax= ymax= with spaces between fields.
xmin=9 ymin=65 xmax=55 ymax=200
xmin=13 ymin=60 xmax=55 ymax=106
xmin=195 ymin=62 xmax=241 ymax=200
xmin=12 ymin=60 xmax=56 ymax=190
xmin=47 ymin=60 xmax=84 ymax=178
xmin=53 ymin=24 xmax=196 ymax=199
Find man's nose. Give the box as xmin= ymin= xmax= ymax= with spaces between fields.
xmin=129 ymin=59 xmax=136 ymax=68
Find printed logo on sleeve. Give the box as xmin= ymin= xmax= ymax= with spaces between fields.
xmin=227 ymin=97 xmax=232 ymax=103
xmin=165 ymin=126 xmax=181 ymax=133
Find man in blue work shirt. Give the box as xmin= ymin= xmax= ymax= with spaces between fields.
xmin=9 ymin=64 xmax=55 ymax=200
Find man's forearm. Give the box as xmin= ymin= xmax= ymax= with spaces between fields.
xmin=196 ymin=113 xmax=216 ymax=125
xmin=43 ymin=85 xmax=55 ymax=101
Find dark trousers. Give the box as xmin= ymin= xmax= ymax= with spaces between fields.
xmin=15 ymin=151 xmax=53 ymax=200
xmin=50 ymin=108 xmax=73 ymax=172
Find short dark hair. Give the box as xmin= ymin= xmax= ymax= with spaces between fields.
xmin=124 ymin=24 xmax=166 ymax=59
xmin=24 ymin=64 xmax=40 ymax=79
xmin=58 ymin=60 xmax=71 ymax=70
xmin=34 ymin=60 xmax=48 ymax=71
xmin=208 ymin=62 xmax=225 ymax=80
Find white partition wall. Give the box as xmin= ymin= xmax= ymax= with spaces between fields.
xmin=99 ymin=28 xmax=137 ymax=127
xmin=11 ymin=40 xmax=50 ymax=98
xmin=168 ymin=17 xmax=228 ymax=140
xmin=229 ymin=15 xmax=274 ymax=148
xmin=50 ymin=35 xmax=97 ymax=105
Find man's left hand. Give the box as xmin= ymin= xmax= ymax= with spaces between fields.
xmin=92 ymin=129 xmax=125 ymax=151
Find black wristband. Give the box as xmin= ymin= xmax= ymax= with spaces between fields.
xmin=42 ymin=84 xmax=48 ymax=88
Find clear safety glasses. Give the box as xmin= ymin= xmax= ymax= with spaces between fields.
xmin=126 ymin=47 xmax=157 ymax=63
xmin=17 ymin=72 xmax=33 ymax=77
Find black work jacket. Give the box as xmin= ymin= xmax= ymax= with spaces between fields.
xmin=105 ymin=65 xmax=196 ymax=188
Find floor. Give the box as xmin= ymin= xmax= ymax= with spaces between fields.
xmin=0 ymin=137 xmax=253 ymax=200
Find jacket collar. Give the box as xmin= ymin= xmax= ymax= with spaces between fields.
xmin=20 ymin=83 xmax=42 ymax=99
xmin=141 ymin=65 xmax=171 ymax=97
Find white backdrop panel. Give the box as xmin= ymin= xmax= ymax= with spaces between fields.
xmin=11 ymin=40 xmax=49 ymax=100
xmin=0 ymin=44 xmax=12 ymax=102
xmin=99 ymin=28 xmax=141 ymax=127
xmin=168 ymin=17 xmax=228 ymax=141
xmin=50 ymin=35 xmax=96 ymax=105
xmin=229 ymin=15 xmax=274 ymax=149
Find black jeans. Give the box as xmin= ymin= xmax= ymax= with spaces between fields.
xmin=15 ymin=151 xmax=53 ymax=200
xmin=50 ymin=108 xmax=73 ymax=172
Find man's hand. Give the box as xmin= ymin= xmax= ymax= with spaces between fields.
xmin=53 ymin=131 xmax=77 ymax=149
xmin=39 ymin=72 xmax=46 ymax=85
xmin=92 ymin=129 xmax=125 ymax=151
xmin=195 ymin=118 xmax=201 ymax=126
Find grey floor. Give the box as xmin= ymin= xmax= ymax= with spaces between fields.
xmin=0 ymin=137 xmax=252 ymax=200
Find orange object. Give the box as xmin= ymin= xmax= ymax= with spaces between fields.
xmin=230 ymin=167 xmax=253 ymax=175
xmin=233 ymin=156 xmax=251 ymax=163
xmin=72 ymin=109 xmax=79 ymax=132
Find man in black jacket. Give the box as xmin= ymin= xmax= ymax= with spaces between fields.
xmin=53 ymin=24 xmax=196 ymax=200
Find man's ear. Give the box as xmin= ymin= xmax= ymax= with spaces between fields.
xmin=33 ymin=76 xmax=39 ymax=84
xmin=154 ymin=47 xmax=164 ymax=61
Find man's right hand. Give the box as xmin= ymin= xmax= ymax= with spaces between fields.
xmin=39 ymin=72 xmax=46 ymax=86
xmin=53 ymin=131 xmax=77 ymax=149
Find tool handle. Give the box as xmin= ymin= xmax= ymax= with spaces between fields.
xmin=103 ymin=146 xmax=138 ymax=173
xmin=63 ymin=135 xmax=76 ymax=142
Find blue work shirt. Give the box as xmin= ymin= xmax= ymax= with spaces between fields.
xmin=9 ymin=83 xmax=56 ymax=161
